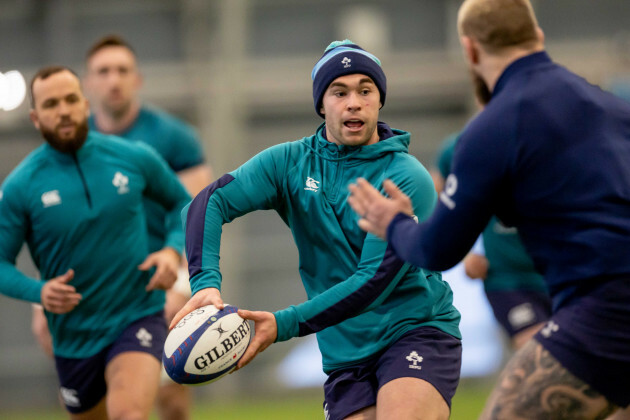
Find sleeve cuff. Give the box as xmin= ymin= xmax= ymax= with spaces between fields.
xmin=164 ymin=233 xmax=185 ymax=254
xmin=273 ymin=306 xmax=301 ymax=342
xmin=386 ymin=212 xmax=416 ymax=243
xmin=190 ymin=272 xmax=222 ymax=296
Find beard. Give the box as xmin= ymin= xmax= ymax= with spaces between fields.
xmin=41 ymin=117 xmax=89 ymax=154
xmin=470 ymin=70 xmax=492 ymax=106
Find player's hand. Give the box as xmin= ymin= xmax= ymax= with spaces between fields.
xmin=234 ymin=309 xmax=277 ymax=370
xmin=139 ymin=247 xmax=181 ymax=291
xmin=348 ymin=178 xmax=414 ymax=239
xmin=169 ymin=287 xmax=223 ymax=329
xmin=463 ymin=253 xmax=489 ymax=280
xmin=41 ymin=269 xmax=82 ymax=314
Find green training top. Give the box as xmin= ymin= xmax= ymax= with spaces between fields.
xmin=0 ymin=132 xmax=191 ymax=358
xmin=89 ymin=105 xmax=205 ymax=253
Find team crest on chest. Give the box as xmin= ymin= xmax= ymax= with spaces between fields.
xmin=112 ymin=171 xmax=129 ymax=194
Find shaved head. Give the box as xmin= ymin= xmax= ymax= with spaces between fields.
xmin=458 ymin=0 xmax=540 ymax=53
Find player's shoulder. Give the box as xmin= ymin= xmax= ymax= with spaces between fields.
xmin=235 ymin=137 xmax=312 ymax=178
xmin=387 ymin=150 xmax=429 ymax=181
xmin=139 ymin=104 xmax=196 ymax=135
xmin=90 ymin=131 xmax=159 ymax=161
xmin=2 ymin=144 xmax=51 ymax=188
xmin=259 ymin=137 xmax=311 ymax=160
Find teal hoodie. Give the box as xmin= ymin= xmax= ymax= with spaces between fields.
xmin=184 ymin=123 xmax=460 ymax=372
xmin=0 ymin=132 xmax=191 ymax=358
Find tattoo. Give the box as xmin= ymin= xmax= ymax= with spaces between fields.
xmin=482 ymin=339 xmax=617 ymax=419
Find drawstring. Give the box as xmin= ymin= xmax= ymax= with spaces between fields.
xmin=303 ymin=141 xmax=363 ymax=162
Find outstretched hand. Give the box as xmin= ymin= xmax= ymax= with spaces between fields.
xmin=348 ymin=178 xmax=414 ymax=239
xmin=169 ymin=287 xmax=223 ymax=329
xmin=41 ymin=269 xmax=82 ymax=314
xmin=234 ymin=309 xmax=277 ymax=370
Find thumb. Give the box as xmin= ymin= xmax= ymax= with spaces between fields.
xmin=59 ymin=269 xmax=75 ymax=283
xmin=383 ymin=179 xmax=403 ymax=200
xmin=237 ymin=309 xmax=256 ymax=321
xmin=138 ymin=255 xmax=154 ymax=271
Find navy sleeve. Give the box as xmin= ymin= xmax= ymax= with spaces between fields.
xmin=388 ymin=112 xmax=510 ymax=271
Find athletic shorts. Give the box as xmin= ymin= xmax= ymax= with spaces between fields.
xmin=54 ymin=311 xmax=167 ymax=413
xmin=535 ymin=277 xmax=630 ymax=407
xmin=486 ymin=290 xmax=552 ymax=337
xmin=322 ymin=326 xmax=462 ymax=420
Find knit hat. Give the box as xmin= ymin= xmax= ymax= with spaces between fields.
xmin=311 ymin=39 xmax=387 ymax=118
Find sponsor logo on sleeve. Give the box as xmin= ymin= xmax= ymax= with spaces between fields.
xmin=439 ymin=174 xmax=457 ymax=210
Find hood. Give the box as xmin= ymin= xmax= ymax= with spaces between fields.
xmin=302 ymin=122 xmax=410 ymax=163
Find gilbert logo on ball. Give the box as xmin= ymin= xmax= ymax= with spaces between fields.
xmin=163 ymin=304 xmax=252 ymax=385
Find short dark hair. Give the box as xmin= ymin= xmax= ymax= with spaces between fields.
xmin=86 ymin=34 xmax=136 ymax=61
xmin=30 ymin=65 xmax=80 ymax=108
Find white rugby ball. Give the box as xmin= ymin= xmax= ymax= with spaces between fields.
xmin=162 ymin=304 xmax=252 ymax=385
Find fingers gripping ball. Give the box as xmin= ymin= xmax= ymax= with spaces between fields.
xmin=163 ymin=304 xmax=252 ymax=385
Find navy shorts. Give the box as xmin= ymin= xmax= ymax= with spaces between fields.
xmin=323 ymin=326 xmax=462 ymax=420
xmin=535 ymin=277 xmax=630 ymax=407
xmin=486 ymin=290 xmax=551 ymax=337
xmin=54 ymin=311 xmax=167 ymax=413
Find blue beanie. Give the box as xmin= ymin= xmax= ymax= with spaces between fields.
xmin=311 ymin=39 xmax=387 ymax=118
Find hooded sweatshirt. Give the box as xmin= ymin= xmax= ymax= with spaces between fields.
xmin=184 ymin=122 xmax=460 ymax=372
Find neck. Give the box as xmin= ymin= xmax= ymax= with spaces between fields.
xmin=93 ymin=100 xmax=141 ymax=134
xmin=481 ymin=46 xmax=544 ymax=92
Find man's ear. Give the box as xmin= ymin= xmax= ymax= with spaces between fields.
xmin=135 ymin=72 xmax=144 ymax=91
xmin=29 ymin=109 xmax=40 ymax=130
xmin=536 ymin=27 xmax=545 ymax=44
xmin=319 ymin=105 xmax=325 ymax=116
xmin=461 ymin=36 xmax=479 ymax=66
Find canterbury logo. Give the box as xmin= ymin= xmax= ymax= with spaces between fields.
xmin=305 ymin=177 xmax=320 ymax=192
xmin=41 ymin=190 xmax=61 ymax=208
xmin=59 ymin=387 xmax=80 ymax=407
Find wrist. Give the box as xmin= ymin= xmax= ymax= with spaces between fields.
xmin=163 ymin=247 xmax=183 ymax=263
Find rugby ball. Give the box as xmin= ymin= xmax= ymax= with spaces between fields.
xmin=162 ymin=304 xmax=252 ymax=385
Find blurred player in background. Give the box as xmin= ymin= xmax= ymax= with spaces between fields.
xmin=30 ymin=35 xmax=212 ymax=420
xmin=434 ymin=133 xmax=550 ymax=350
xmin=348 ymin=0 xmax=630 ymax=418
xmin=0 ymin=66 xmax=191 ymax=419
xmin=171 ymin=40 xmax=462 ymax=420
